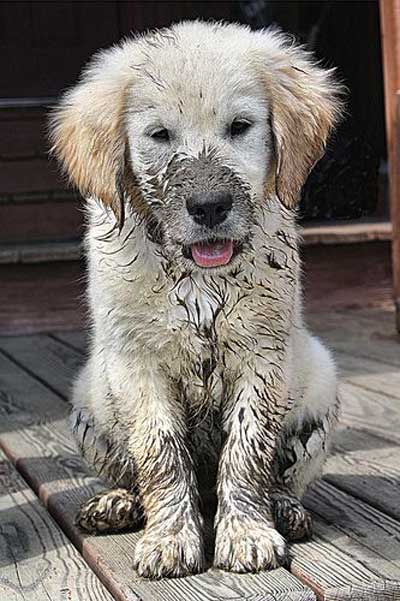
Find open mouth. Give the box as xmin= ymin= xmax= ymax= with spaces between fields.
xmin=184 ymin=239 xmax=241 ymax=268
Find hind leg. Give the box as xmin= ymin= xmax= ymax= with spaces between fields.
xmin=71 ymin=405 xmax=143 ymax=533
xmin=271 ymin=418 xmax=331 ymax=541
xmin=272 ymin=414 xmax=338 ymax=541
xmin=71 ymin=362 xmax=142 ymax=533
xmin=272 ymin=336 xmax=340 ymax=541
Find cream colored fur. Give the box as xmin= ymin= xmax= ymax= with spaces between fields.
xmin=51 ymin=21 xmax=342 ymax=579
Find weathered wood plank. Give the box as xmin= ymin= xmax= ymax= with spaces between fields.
xmin=2 ymin=330 xmax=400 ymax=599
xmin=15 ymin=329 xmax=400 ymax=442
xmin=309 ymin=309 xmax=400 ymax=443
xmin=0 ymin=418 xmax=315 ymax=601
xmin=302 ymin=220 xmax=392 ymax=246
xmin=51 ymin=331 xmax=87 ymax=354
xmin=309 ymin=307 xmax=398 ymax=334
xmin=340 ymin=380 xmax=400 ymax=443
xmin=303 ymin=241 xmax=394 ymax=313
xmin=325 ymin=427 xmax=400 ymax=521
xmin=6 ymin=328 xmax=399 ymax=448
xmin=335 ymin=352 xmax=400 ymax=400
xmin=290 ymin=535 xmax=399 ymax=601
xmin=0 ymin=350 xmax=68 ymax=429
xmin=323 ymin=581 xmax=400 ymax=601
xmin=304 ymin=480 xmax=400 ymax=579
xmin=380 ymin=0 xmax=400 ymax=330
xmin=1 ymin=404 xmax=398 ymax=600
xmin=0 ymin=364 xmax=315 ymax=601
xmin=308 ymin=309 xmax=400 ymax=367
xmin=341 ymin=307 xmax=398 ymax=327
xmin=0 ymin=262 xmax=85 ymax=336
xmin=0 ymin=334 xmax=84 ymax=399
xmin=0 ymin=448 xmax=113 ymax=601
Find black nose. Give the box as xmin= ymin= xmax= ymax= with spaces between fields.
xmin=186 ymin=191 xmax=233 ymax=228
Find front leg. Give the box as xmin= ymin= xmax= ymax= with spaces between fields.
xmin=111 ymin=359 xmax=205 ymax=578
xmin=214 ymin=362 xmax=288 ymax=572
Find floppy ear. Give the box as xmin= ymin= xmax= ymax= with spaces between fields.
xmin=49 ymin=44 xmax=136 ymax=224
xmin=257 ymin=30 xmax=343 ymax=208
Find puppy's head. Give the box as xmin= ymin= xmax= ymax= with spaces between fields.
xmin=50 ymin=21 xmax=342 ymax=272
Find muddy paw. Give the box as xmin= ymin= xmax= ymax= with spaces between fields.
xmin=214 ymin=513 xmax=287 ymax=573
xmin=76 ymin=488 xmax=142 ymax=533
xmin=133 ymin=525 xmax=205 ymax=579
xmin=272 ymin=492 xmax=312 ymax=541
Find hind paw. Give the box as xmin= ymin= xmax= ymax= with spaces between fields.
xmin=272 ymin=492 xmax=312 ymax=541
xmin=76 ymin=488 xmax=142 ymax=533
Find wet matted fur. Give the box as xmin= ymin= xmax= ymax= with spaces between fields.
xmin=50 ymin=21 xmax=342 ymax=578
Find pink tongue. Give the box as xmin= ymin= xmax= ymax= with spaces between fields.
xmin=191 ymin=240 xmax=233 ymax=267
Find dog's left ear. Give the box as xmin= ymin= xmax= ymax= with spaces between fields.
xmin=257 ymin=31 xmax=344 ymax=208
xmin=49 ymin=44 xmax=136 ymax=226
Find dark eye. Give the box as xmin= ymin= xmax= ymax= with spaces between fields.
xmin=229 ymin=119 xmax=252 ymax=138
xmin=151 ymin=128 xmax=170 ymax=142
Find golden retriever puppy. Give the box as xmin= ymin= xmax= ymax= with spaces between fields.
xmin=51 ymin=20 xmax=342 ymax=579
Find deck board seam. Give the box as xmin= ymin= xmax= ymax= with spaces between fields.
xmin=303 ymin=506 xmax=400 ymax=578
xmin=337 ymin=350 xmax=400 ymax=369
xmin=339 ymin=416 xmax=400 ymax=446
xmin=337 ymin=348 xmax=400 ymax=370
xmin=48 ymin=332 xmax=86 ymax=355
xmin=340 ymin=379 xmax=400 ymax=401
xmin=340 ymin=379 xmax=400 ymax=403
xmin=322 ymin=474 xmax=400 ymax=524
xmin=0 ymin=343 xmax=70 ymax=402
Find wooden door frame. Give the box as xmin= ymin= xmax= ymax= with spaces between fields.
xmin=380 ymin=0 xmax=400 ymax=330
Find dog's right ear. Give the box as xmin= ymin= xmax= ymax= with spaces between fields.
xmin=253 ymin=29 xmax=344 ymax=208
xmin=49 ymin=45 xmax=135 ymax=226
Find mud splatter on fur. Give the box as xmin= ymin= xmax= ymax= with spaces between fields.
xmin=51 ymin=21 xmax=342 ymax=579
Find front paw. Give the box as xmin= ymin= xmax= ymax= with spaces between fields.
xmin=133 ymin=524 xmax=205 ymax=579
xmin=214 ymin=514 xmax=287 ymax=573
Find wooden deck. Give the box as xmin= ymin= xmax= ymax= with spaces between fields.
xmin=0 ymin=307 xmax=400 ymax=600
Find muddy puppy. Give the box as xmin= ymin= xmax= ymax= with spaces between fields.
xmin=51 ymin=21 xmax=342 ymax=578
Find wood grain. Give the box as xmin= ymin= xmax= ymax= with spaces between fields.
xmin=0 ymin=201 xmax=83 ymax=244
xmin=380 ymin=0 xmax=400 ymax=329
xmin=308 ymin=308 xmax=400 ymax=443
xmin=304 ymin=480 xmax=400 ymax=579
xmin=0 ymin=240 xmax=81 ymax=265
xmin=335 ymin=352 xmax=400 ymax=400
xmin=0 ymin=261 xmax=86 ymax=336
xmin=2 ymin=243 xmax=395 ymax=337
xmin=302 ymin=242 xmax=394 ymax=313
xmin=1 ymin=336 xmax=400 ymax=600
xmin=0 ymin=448 xmax=113 ymax=601
xmin=308 ymin=309 xmax=400 ymax=367
xmin=290 ymin=536 xmax=399 ymax=601
xmin=302 ymin=220 xmax=392 ymax=246
xmin=0 ymin=359 xmax=316 ymax=601
xmin=0 ymin=415 xmax=316 ymax=601
xmin=339 ymin=381 xmax=400 ymax=444
xmin=6 ymin=413 xmax=398 ymax=600
xmin=324 ymin=581 xmax=400 ymax=601
xmin=325 ymin=427 xmax=400 ymax=521
xmin=0 ymin=334 xmax=84 ymax=399
xmin=0 ymin=350 xmax=68 ymax=426
xmin=51 ymin=331 xmax=87 ymax=354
